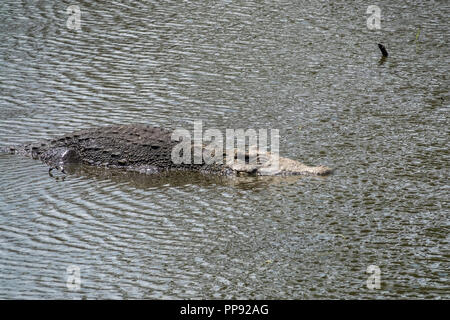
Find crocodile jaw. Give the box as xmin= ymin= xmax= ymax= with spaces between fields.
xmin=225 ymin=152 xmax=332 ymax=176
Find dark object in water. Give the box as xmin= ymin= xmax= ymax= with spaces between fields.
xmin=378 ymin=43 xmax=388 ymax=57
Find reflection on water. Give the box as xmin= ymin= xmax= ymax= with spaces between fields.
xmin=59 ymin=163 xmax=315 ymax=189
xmin=0 ymin=0 xmax=448 ymax=299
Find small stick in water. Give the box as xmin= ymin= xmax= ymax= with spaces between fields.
xmin=378 ymin=43 xmax=388 ymax=57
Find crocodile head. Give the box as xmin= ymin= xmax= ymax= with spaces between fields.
xmin=224 ymin=148 xmax=333 ymax=176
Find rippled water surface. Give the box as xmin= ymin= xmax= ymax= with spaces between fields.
xmin=0 ymin=0 xmax=448 ymax=299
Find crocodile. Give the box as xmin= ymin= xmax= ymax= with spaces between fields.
xmin=1 ymin=124 xmax=333 ymax=177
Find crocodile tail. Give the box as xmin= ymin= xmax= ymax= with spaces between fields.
xmin=0 ymin=144 xmax=31 ymax=157
xmin=0 ymin=145 xmax=15 ymax=154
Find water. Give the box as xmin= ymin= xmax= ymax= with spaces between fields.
xmin=0 ymin=0 xmax=448 ymax=299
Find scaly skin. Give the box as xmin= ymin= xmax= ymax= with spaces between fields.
xmin=2 ymin=124 xmax=333 ymax=176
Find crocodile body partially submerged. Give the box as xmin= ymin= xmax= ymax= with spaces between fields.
xmin=2 ymin=124 xmax=332 ymax=177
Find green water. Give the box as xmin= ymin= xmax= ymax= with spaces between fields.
xmin=0 ymin=0 xmax=448 ymax=299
